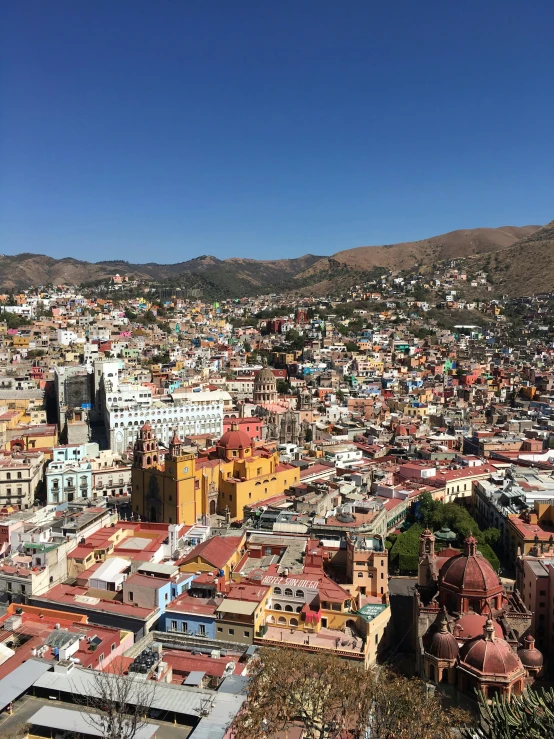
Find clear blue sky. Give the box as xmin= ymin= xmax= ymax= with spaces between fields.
xmin=1 ymin=1 xmax=553 ymax=263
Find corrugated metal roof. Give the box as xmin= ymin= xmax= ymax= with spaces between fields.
xmin=0 ymin=658 xmax=52 ymax=710
xmin=27 ymin=706 xmax=158 ymax=739
xmin=191 ymin=691 xmax=246 ymax=739
xmin=183 ymin=671 xmax=206 ymax=686
xmin=34 ymin=665 xmax=213 ymax=717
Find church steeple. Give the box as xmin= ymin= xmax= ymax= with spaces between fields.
xmin=133 ymin=422 xmax=158 ymax=469
xmin=169 ymin=428 xmax=183 ymax=460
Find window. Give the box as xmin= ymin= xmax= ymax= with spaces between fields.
xmin=228 ymin=628 xmax=234 ymax=635
xmin=99 ymin=654 xmax=104 ymax=662
xmin=17 ymin=472 xmax=21 ymax=480
xmin=199 ymin=624 xmax=206 ymax=636
xmin=274 ymin=603 xmax=282 ymax=610
xmin=358 ymin=572 xmax=364 ymax=578
xmin=273 ymin=587 xmax=281 ymax=595
xmin=244 ymin=630 xmax=250 ymax=637
xmin=540 ymin=590 xmax=546 ymax=596
xmin=375 ymin=634 xmax=379 ymax=645
xmin=6 ymin=473 xmax=10 ymax=480
xmin=285 ymin=605 xmax=293 ymax=612
xmin=284 ymin=588 xmax=293 ymax=596
xmin=332 ymin=603 xmax=341 ymax=611
xmin=111 ymin=643 xmax=116 ymax=652
xmin=170 ymin=620 xmax=178 ymax=631
xmin=128 ymin=591 xmax=133 ymax=601
xmin=295 ymin=590 xmax=304 ymax=598
xmin=217 ymin=626 xmax=223 ymax=632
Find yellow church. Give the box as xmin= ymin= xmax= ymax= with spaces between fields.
xmin=131 ymin=422 xmax=299 ymax=525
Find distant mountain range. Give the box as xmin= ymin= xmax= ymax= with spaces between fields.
xmin=0 ymin=223 xmax=546 ymax=297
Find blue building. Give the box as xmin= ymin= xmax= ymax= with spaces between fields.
xmin=160 ymin=581 xmax=219 ymax=639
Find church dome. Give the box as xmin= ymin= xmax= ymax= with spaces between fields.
xmin=517 ymin=635 xmax=543 ymax=669
xmin=440 ymin=535 xmax=501 ymax=596
xmin=459 ymin=619 xmax=523 ymax=677
xmin=255 ymin=366 xmax=276 ymax=385
xmin=218 ymin=424 xmax=252 ymax=451
xmin=427 ymin=611 xmax=459 ymax=661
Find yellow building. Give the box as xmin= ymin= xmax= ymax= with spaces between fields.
xmin=179 ymin=533 xmax=246 ymax=580
xmin=131 ymin=423 xmax=299 ymax=525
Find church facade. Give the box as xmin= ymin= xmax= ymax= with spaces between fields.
xmin=131 ymin=422 xmax=300 ymax=525
xmin=414 ymin=529 xmax=543 ymax=700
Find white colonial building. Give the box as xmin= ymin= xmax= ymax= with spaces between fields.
xmin=107 ymin=390 xmax=227 ymax=454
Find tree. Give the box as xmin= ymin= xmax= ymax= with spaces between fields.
xmin=344 ymin=341 xmax=359 ymax=352
xmin=276 ymin=379 xmax=291 ymax=395
xmin=465 ymin=687 xmax=554 ymax=739
xmin=368 ymin=669 xmax=468 ymax=739
xmin=75 ymin=659 xmax=157 ymax=739
xmin=243 ymin=341 xmax=252 ymax=353
xmin=233 ymin=649 xmax=468 ymax=739
xmin=417 ymin=491 xmax=440 ymax=527
xmin=232 ymin=648 xmax=375 ymax=739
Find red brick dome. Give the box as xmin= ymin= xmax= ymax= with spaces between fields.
xmin=459 ymin=619 xmax=523 ymax=677
xmin=427 ymin=613 xmax=459 ymax=661
xmin=218 ymin=424 xmax=252 ymax=451
xmin=517 ymin=635 xmax=543 ymax=669
xmin=440 ymin=535 xmax=501 ymax=597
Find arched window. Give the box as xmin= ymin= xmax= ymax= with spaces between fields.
xmin=284 ymin=588 xmax=293 ymax=596
xmin=290 ymin=618 xmax=299 ymax=627
xmin=295 ymin=590 xmax=304 ymax=598
xmin=296 ymin=605 xmax=302 ymax=613
xmin=285 ymin=605 xmax=293 ymax=612
xmin=273 ymin=603 xmax=282 ymax=611
xmin=273 ymin=587 xmax=281 ymax=595
xmin=277 ymin=616 xmax=287 ymax=625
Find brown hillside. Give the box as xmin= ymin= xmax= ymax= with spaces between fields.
xmin=297 ymin=225 xmax=540 ymax=280
xmin=472 ymin=221 xmax=554 ymax=297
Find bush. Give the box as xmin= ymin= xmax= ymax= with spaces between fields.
xmin=430 ymin=502 xmax=500 ymax=571
xmin=389 ymin=523 xmax=423 ymax=574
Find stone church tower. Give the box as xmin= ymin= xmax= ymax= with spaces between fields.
xmin=253 ymin=360 xmax=277 ymax=404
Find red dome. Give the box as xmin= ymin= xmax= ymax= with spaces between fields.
xmin=218 ymin=427 xmax=252 ymax=450
xmin=459 ymin=621 xmax=523 ymax=677
xmin=440 ymin=538 xmax=501 ymax=597
xmin=517 ymin=635 xmax=543 ymax=669
xmin=428 ymin=628 xmax=459 ymax=661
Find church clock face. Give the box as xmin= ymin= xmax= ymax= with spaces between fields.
xmin=116 ymin=431 xmax=123 ymax=442
xmin=183 ymin=466 xmax=189 ymax=474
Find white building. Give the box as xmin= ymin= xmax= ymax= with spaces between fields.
xmin=0 ymin=452 xmax=44 ymax=509
xmin=107 ymin=389 xmax=227 ymax=454
xmin=46 ymin=460 xmax=93 ymax=505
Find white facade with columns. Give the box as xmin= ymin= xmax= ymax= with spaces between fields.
xmin=107 ymin=390 xmax=226 ymax=454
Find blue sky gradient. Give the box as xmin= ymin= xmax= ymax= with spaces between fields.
xmin=1 ymin=1 xmax=553 ymax=262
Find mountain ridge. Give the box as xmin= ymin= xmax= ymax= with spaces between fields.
xmin=0 ymin=224 xmax=543 ymax=295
